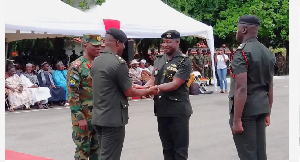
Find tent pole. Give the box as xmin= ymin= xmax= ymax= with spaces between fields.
xmin=206 ymin=26 xmax=217 ymax=92
xmin=5 ymin=42 xmax=8 ymax=63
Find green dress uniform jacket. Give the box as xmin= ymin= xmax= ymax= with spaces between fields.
xmin=152 ymin=50 xmax=193 ymax=117
xmin=91 ymin=50 xmax=132 ymax=127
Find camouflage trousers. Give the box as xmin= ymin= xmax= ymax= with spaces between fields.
xmin=72 ymin=119 xmax=100 ymax=160
xmin=204 ymin=67 xmax=212 ymax=79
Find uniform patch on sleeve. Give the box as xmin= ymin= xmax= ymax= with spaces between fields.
xmin=72 ymin=74 xmax=79 ymax=81
xmin=69 ymin=79 xmax=76 ymax=86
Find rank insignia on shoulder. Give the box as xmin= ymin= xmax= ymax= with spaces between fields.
xmin=69 ymin=79 xmax=76 ymax=86
xmin=237 ymin=43 xmax=245 ymax=50
xmin=72 ymin=60 xmax=82 ymax=69
xmin=116 ymin=55 xmax=125 ymax=63
xmin=72 ymin=74 xmax=79 ymax=81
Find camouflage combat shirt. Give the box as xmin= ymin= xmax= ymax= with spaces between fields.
xmin=67 ymin=56 xmax=93 ymax=126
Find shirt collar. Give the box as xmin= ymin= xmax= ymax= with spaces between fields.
xmin=167 ymin=50 xmax=181 ymax=60
xmin=244 ymin=37 xmax=258 ymax=43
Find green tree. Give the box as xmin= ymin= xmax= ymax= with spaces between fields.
xmin=62 ymin=0 xmax=105 ymax=10
xmin=214 ymin=0 xmax=289 ymax=49
xmin=163 ymin=0 xmax=229 ymax=50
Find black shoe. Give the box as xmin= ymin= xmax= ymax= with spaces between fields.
xmin=47 ymin=104 xmax=53 ymax=108
xmin=43 ymin=104 xmax=49 ymax=109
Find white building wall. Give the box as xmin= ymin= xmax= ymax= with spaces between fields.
xmin=63 ymin=41 xmax=83 ymax=56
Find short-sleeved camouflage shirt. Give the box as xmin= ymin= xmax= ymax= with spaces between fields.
xmin=67 ymin=56 xmax=93 ymax=125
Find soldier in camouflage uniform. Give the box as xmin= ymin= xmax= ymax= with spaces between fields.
xmin=67 ymin=34 xmax=102 ymax=160
xmin=188 ymin=49 xmax=195 ymax=71
xmin=196 ymin=49 xmax=205 ymax=76
xmin=277 ymin=52 xmax=284 ymax=76
xmin=203 ymin=51 xmax=212 ymax=79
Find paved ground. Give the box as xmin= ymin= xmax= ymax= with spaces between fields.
xmin=5 ymin=78 xmax=289 ymax=160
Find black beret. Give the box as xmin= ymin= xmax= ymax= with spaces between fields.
xmin=106 ymin=27 xmax=127 ymax=43
xmin=238 ymin=15 xmax=260 ymax=26
xmin=161 ymin=30 xmax=180 ymax=39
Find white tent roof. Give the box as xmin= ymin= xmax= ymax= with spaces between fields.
xmin=5 ymin=0 xmax=106 ymax=42
xmin=85 ymin=0 xmax=213 ymax=39
xmin=85 ymin=0 xmax=217 ymax=91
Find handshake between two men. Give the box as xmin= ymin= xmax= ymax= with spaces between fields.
xmin=124 ymin=76 xmax=164 ymax=98
xmin=132 ymin=84 xmax=160 ymax=96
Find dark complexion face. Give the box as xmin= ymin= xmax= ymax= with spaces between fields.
xmin=236 ymin=24 xmax=247 ymax=43
xmin=57 ymin=65 xmax=64 ymax=71
xmin=8 ymin=67 xmax=16 ymax=76
xmin=162 ymin=39 xmax=179 ymax=55
xmin=116 ymin=40 xmax=125 ymax=55
xmin=42 ymin=64 xmax=50 ymax=71
xmin=139 ymin=62 xmax=145 ymax=68
xmin=132 ymin=63 xmax=138 ymax=69
xmin=83 ymin=43 xmax=101 ymax=57
xmin=26 ymin=66 xmax=32 ymax=73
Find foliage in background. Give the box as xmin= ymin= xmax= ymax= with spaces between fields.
xmin=9 ymin=0 xmax=288 ymax=62
xmin=269 ymin=48 xmax=286 ymax=56
xmin=62 ymin=0 xmax=105 ymax=10
xmin=165 ymin=0 xmax=288 ymax=50
xmin=214 ymin=0 xmax=289 ymax=49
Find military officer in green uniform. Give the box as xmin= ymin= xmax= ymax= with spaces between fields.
xmin=145 ymin=30 xmax=193 ymax=160
xmin=196 ymin=49 xmax=204 ymax=76
xmin=229 ymin=15 xmax=276 ymax=160
xmin=203 ymin=50 xmax=210 ymax=78
xmin=90 ymin=28 xmax=159 ymax=160
xmin=67 ymin=34 xmax=102 ymax=160
xmin=188 ymin=49 xmax=194 ymax=69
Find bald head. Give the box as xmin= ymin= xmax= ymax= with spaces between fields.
xmin=240 ymin=24 xmax=259 ymax=35
xmin=104 ymin=33 xmax=126 ymax=55
xmin=105 ymin=34 xmax=117 ymax=47
xmin=236 ymin=15 xmax=260 ymax=43
xmin=236 ymin=24 xmax=259 ymax=43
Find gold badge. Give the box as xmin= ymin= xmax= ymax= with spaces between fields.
xmin=166 ymin=33 xmax=172 ymax=38
xmin=96 ymin=36 xmax=101 ymax=41
xmin=171 ymin=64 xmax=177 ymax=67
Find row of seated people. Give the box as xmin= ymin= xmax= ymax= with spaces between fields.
xmin=128 ymin=59 xmax=154 ymax=99
xmin=5 ymin=61 xmax=68 ymax=112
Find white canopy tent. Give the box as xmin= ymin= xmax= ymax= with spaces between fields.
xmin=5 ymin=0 xmax=106 ymax=42
xmin=85 ymin=0 xmax=217 ymax=91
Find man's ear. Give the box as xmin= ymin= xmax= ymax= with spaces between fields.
xmin=83 ymin=42 xmax=87 ymax=48
xmin=242 ymin=26 xmax=247 ymax=34
xmin=176 ymin=39 xmax=180 ymax=46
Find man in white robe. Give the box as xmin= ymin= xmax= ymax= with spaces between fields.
xmin=5 ymin=66 xmax=33 ymax=112
xmin=23 ymin=63 xmax=51 ymax=109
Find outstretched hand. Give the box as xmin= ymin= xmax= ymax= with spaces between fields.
xmin=148 ymin=86 xmax=160 ymax=95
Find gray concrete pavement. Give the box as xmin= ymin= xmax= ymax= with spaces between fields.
xmin=5 ymin=78 xmax=289 ymax=160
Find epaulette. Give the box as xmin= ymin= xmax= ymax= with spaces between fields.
xmin=236 ymin=43 xmax=246 ymax=50
xmin=72 ymin=59 xmax=82 ymax=70
xmin=115 ymin=55 xmax=126 ymax=63
xmin=181 ymin=54 xmax=188 ymax=57
xmin=156 ymin=54 xmax=164 ymax=57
